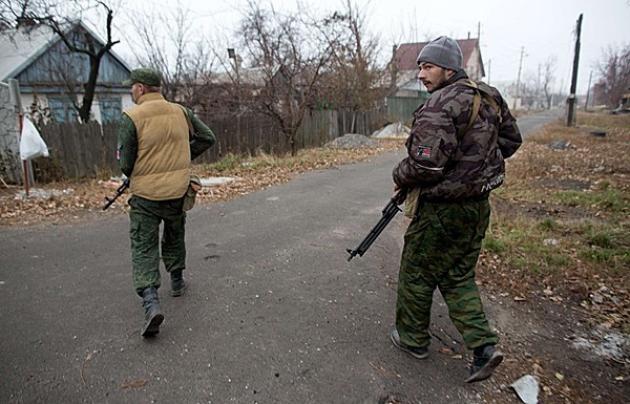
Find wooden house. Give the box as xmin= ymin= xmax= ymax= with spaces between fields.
xmin=0 ymin=21 xmax=132 ymax=123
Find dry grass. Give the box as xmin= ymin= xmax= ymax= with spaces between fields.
xmin=475 ymin=112 xmax=630 ymax=404
xmin=479 ymin=112 xmax=630 ymax=331
xmin=192 ymin=141 xmax=401 ymax=203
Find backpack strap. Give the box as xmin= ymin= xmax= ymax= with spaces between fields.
xmin=476 ymin=82 xmax=502 ymax=122
xmin=458 ymin=80 xmax=482 ymax=137
xmin=457 ymin=80 xmax=502 ymax=137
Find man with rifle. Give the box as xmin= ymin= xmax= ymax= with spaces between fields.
xmin=117 ymin=68 xmax=215 ymax=337
xmin=389 ymin=36 xmax=522 ymax=382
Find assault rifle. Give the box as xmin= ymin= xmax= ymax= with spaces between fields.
xmin=102 ymin=179 xmax=130 ymax=210
xmin=346 ymin=189 xmax=407 ymax=261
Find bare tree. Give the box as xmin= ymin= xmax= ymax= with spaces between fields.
xmin=542 ymin=56 xmax=556 ymax=109
xmin=237 ymin=0 xmax=334 ymax=156
xmin=128 ymin=4 xmax=215 ymax=108
xmin=0 ymin=0 xmax=39 ymax=30
xmin=518 ymin=72 xmax=538 ymax=109
xmin=315 ymin=1 xmax=385 ymax=131
xmin=594 ymin=44 xmax=630 ymax=107
xmin=2 ymin=0 xmax=121 ymax=123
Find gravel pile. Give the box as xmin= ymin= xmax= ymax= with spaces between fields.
xmin=325 ymin=133 xmax=378 ymax=149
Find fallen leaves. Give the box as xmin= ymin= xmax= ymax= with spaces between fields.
xmin=120 ymin=379 xmax=148 ymax=389
xmin=476 ymin=112 xmax=629 ymax=404
xmin=80 ymin=350 xmax=97 ymax=385
xmin=368 ymin=361 xmax=401 ymax=379
xmin=0 ymin=140 xmax=403 ymax=227
xmin=478 ymin=112 xmax=630 ymax=333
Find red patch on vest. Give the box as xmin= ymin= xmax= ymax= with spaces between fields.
xmin=417 ymin=146 xmax=432 ymax=159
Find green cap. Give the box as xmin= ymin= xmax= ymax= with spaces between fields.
xmin=123 ymin=68 xmax=162 ymax=86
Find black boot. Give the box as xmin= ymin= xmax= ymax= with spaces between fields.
xmin=465 ymin=344 xmax=504 ymax=383
xmin=170 ymin=269 xmax=187 ymax=297
xmin=389 ymin=328 xmax=429 ymax=359
xmin=141 ymin=287 xmax=164 ymax=337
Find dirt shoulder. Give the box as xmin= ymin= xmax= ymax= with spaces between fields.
xmin=477 ymin=112 xmax=629 ymax=403
xmin=0 ymin=140 xmax=402 ymax=227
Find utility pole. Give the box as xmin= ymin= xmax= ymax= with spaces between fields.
xmin=477 ymin=21 xmax=481 ymax=40
xmin=566 ymin=13 xmax=583 ymax=127
xmin=513 ymin=46 xmax=525 ymax=111
xmin=584 ymin=70 xmax=593 ymax=111
xmin=8 ymin=78 xmax=32 ymax=196
xmin=227 ymin=48 xmax=240 ymax=84
xmin=537 ymin=63 xmax=542 ymax=108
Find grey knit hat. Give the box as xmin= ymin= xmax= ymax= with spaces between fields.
xmin=416 ymin=36 xmax=463 ymax=71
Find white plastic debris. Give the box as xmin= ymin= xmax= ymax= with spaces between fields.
xmin=199 ymin=177 xmax=237 ymax=187
xmin=543 ymin=238 xmax=559 ymax=246
xmin=20 ymin=117 xmax=49 ymax=160
xmin=15 ymin=187 xmax=74 ymax=200
xmin=572 ymin=332 xmax=629 ymax=361
xmin=548 ymin=140 xmax=570 ymax=150
xmin=510 ymin=375 xmax=539 ymax=404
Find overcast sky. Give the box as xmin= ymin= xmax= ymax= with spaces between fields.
xmin=112 ymin=0 xmax=630 ymax=94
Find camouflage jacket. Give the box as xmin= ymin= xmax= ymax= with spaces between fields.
xmin=393 ymin=77 xmax=522 ymax=201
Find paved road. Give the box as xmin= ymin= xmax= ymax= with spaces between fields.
xmin=516 ymin=109 xmax=562 ymax=137
xmin=0 ymin=111 xmax=559 ymax=404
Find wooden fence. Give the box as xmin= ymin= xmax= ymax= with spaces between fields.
xmin=34 ymin=108 xmax=387 ymax=181
xmin=34 ymin=122 xmax=119 ymax=182
xmin=386 ymin=95 xmax=427 ymax=124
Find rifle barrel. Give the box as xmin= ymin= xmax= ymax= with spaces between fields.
xmin=102 ymin=179 xmax=129 ymax=210
xmin=347 ymin=195 xmax=403 ymax=261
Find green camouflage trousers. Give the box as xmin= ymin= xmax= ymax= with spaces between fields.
xmin=396 ymin=198 xmax=498 ymax=350
xmin=128 ymin=195 xmax=186 ymax=295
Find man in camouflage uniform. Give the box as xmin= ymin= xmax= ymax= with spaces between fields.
xmin=118 ymin=68 xmax=215 ymax=337
xmin=389 ymin=36 xmax=522 ymax=382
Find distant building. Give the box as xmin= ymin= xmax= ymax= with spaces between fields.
xmin=0 ymin=21 xmax=132 ymax=124
xmin=384 ymin=38 xmax=485 ymax=122
xmin=392 ymin=37 xmax=485 ymax=93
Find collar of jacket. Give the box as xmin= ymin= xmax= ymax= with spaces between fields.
xmin=432 ymin=69 xmax=470 ymax=92
xmin=136 ymin=92 xmax=165 ymax=105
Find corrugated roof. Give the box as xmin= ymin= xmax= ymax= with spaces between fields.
xmin=394 ymin=38 xmax=481 ymax=72
xmin=0 ymin=21 xmax=130 ymax=82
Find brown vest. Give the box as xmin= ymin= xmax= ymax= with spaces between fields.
xmin=124 ymin=93 xmax=190 ymax=201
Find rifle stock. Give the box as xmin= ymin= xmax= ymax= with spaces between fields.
xmin=346 ymin=189 xmax=407 ymax=261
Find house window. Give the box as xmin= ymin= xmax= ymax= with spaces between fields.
xmin=48 ymin=97 xmax=78 ymax=123
xmin=100 ymin=97 xmax=122 ymax=123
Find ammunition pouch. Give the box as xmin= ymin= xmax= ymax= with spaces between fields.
xmin=182 ymin=175 xmax=202 ymax=212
